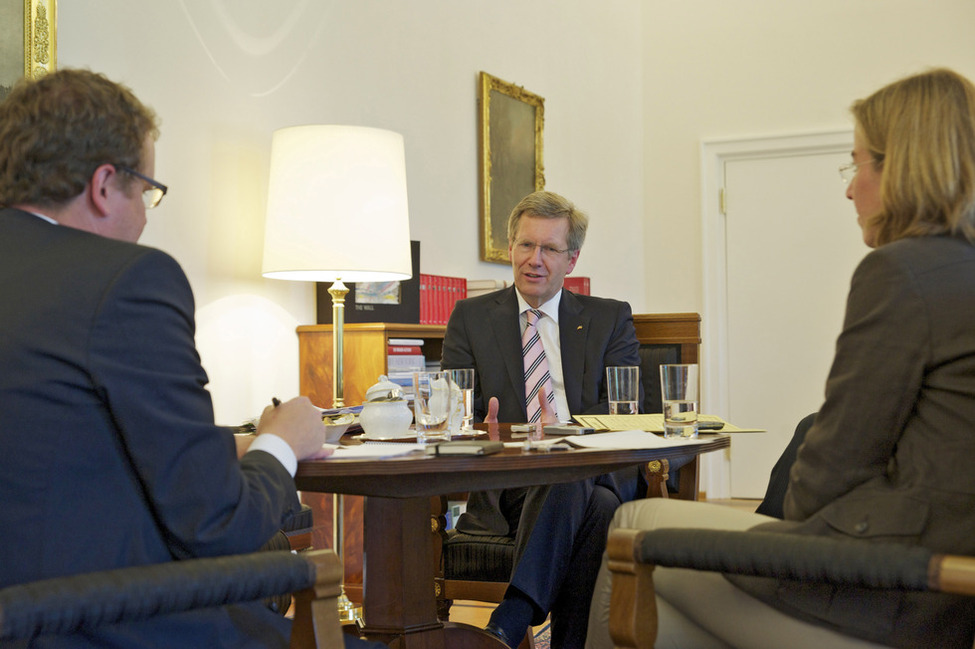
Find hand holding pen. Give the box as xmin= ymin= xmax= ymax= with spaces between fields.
xmin=259 ymin=396 xmax=331 ymax=460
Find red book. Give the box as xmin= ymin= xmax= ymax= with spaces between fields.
xmin=563 ymin=276 xmax=591 ymax=295
xmin=449 ymin=276 xmax=466 ymax=321
xmin=388 ymin=345 xmax=423 ymax=355
xmin=437 ymin=275 xmax=447 ymax=325
xmin=434 ymin=274 xmax=442 ymax=325
xmin=420 ymin=274 xmax=432 ymax=325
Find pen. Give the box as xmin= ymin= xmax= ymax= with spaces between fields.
xmin=271 ymin=397 xmax=281 ymax=407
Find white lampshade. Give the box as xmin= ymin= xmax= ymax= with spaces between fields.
xmin=262 ymin=125 xmax=412 ymax=282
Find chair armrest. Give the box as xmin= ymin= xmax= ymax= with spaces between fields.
xmin=0 ymin=549 xmax=342 ymax=645
xmin=606 ymin=528 xmax=975 ymax=649
xmin=624 ymin=528 xmax=935 ymax=590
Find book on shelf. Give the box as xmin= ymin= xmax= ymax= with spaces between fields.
xmin=466 ymin=278 xmax=510 ymax=298
xmin=563 ymin=276 xmax=591 ymax=295
xmin=386 ymin=354 xmax=426 ymax=371
xmin=420 ymin=273 xmax=467 ymax=326
xmin=388 ymin=338 xmax=424 ymax=346
xmin=387 ymin=345 xmax=423 ymax=355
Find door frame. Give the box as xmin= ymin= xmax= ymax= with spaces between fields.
xmin=699 ymin=129 xmax=852 ymax=497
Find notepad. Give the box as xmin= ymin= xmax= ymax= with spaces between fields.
xmin=429 ymin=440 xmax=504 ymax=456
xmin=324 ymin=442 xmax=425 ymax=459
xmin=572 ymin=414 xmax=764 ymax=433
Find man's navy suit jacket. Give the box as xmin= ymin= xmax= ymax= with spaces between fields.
xmin=441 ymin=285 xmax=641 ymax=535
xmin=0 ymin=208 xmax=300 ymax=648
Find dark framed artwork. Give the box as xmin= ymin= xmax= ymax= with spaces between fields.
xmin=478 ymin=71 xmax=545 ymax=264
xmin=0 ymin=0 xmax=56 ymax=101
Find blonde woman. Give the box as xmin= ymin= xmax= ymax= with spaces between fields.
xmin=586 ymin=67 xmax=975 ymax=649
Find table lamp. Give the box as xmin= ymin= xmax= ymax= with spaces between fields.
xmin=261 ymin=124 xmax=412 ymax=621
xmin=262 ymin=124 xmax=413 ymax=407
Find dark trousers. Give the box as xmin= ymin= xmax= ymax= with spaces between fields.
xmin=507 ymin=476 xmax=628 ymax=649
xmin=755 ymin=412 xmax=817 ymax=519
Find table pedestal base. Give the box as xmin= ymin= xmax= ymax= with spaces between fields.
xmin=357 ymin=496 xmax=506 ymax=648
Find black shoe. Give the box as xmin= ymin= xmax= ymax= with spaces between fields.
xmin=483 ymin=621 xmax=517 ymax=648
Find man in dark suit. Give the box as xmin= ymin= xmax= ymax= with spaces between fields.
xmin=442 ymin=191 xmax=642 ymax=648
xmin=0 ymin=69 xmax=379 ymax=649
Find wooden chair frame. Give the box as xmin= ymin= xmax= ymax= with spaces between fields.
xmin=607 ymin=527 xmax=975 ymax=648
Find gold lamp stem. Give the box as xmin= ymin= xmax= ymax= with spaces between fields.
xmin=326 ymin=279 xmax=357 ymax=622
xmin=328 ymin=279 xmax=349 ymax=408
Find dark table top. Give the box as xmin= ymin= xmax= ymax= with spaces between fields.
xmin=295 ymin=423 xmax=729 ymax=498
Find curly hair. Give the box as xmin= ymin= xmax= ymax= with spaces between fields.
xmin=506 ymin=190 xmax=589 ymax=251
xmin=852 ymin=67 xmax=975 ymax=245
xmin=0 ymin=68 xmax=159 ymax=208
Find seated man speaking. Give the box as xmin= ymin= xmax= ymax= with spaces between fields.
xmin=441 ymin=190 xmax=642 ymax=648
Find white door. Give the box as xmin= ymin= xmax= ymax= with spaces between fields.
xmin=701 ymin=131 xmax=869 ymax=498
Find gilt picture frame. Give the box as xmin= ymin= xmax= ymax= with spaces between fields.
xmin=478 ymin=71 xmax=545 ymax=264
xmin=1 ymin=0 xmax=56 ymax=101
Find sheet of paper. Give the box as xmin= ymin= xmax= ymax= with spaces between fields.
xmin=562 ymin=429 xmax=713 ymax=449
xmin=572 ymin=413 xmax=764 ymax=433
xmin=503 ymin=438 xmax=573 ymax=451
xmin=323 ymin=442 xmax=426 ymax=459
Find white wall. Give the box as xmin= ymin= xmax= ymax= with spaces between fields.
xmin=642 ymin=0 xmax=975 ymax=495
xmin=57 ymin=0 xmax=645 ymax=423
xmin=53 ymin=1 xmax=975 ymax=426
xmin=642 ymin=0 xmax=975 ymax=314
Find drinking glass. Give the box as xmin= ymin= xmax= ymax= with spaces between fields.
xmin=659 ymin=364 xmax=699 ymax=438
xmin=413 ymin=371 xmax=451 ymax=442
xmin=444 ymin=368 xmax=475 ymax=434
xmin=606 ymin=366 xmax=640 ymax=415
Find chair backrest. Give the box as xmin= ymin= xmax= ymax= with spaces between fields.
xmin=632 ymin=313 xmax=701 ymax=413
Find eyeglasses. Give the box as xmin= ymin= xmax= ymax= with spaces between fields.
xmin=513 ymin=240 xmax=573 ymax=259
xmin=117 ymin=165 xmax=168 ymax=209
xmin=838 ymin=160 xmax=875 ymax=184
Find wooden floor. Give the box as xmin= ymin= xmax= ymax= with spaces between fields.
xmin=445 ymin=499 xmax=761 ymax=630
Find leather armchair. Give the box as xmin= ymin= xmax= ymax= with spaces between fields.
xmin=606 ymin=528 xmax=975 ymax=648
xmin=0 ymin=549 xmax=345 ymax=648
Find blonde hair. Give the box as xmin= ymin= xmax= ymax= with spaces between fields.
xmin=506 ymin=190 xmax=589 ymax=250
xmin=852 ymin=67 xmax=975 ymax=246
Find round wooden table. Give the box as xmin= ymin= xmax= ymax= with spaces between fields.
xmin=295 ymin=424 xmax=729 ymax=648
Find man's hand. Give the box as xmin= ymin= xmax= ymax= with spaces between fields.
xmin=256 ymin=396 xmax=327 ymax=461
xmin=538 ymin=384 xmax=559 ymax=424
xmin=484 ymin=396 xmax=500 ymax=424
xmin=483 ymin=386 xmax=559 ymax=425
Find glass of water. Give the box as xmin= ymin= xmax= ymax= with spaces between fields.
xmin=444 ymin=368 xmax=475 ymax=434
xmin=606 ymin=366 xmax=640 ymax=415
xmin=659 ymin=364 xmax=699 ymax=438
xmin=413 ymin=371 xmax=451 ymax=443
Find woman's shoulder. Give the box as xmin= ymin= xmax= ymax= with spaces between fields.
xmin=862 ymin=234 xmax=975 ymax=275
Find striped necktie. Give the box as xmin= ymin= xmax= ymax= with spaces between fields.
xmin=523 ymin=309 xmax=555 ymax=423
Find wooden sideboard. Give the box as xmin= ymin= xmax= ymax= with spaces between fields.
xmin=297 ymin=322 xmax=446 ymax=408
